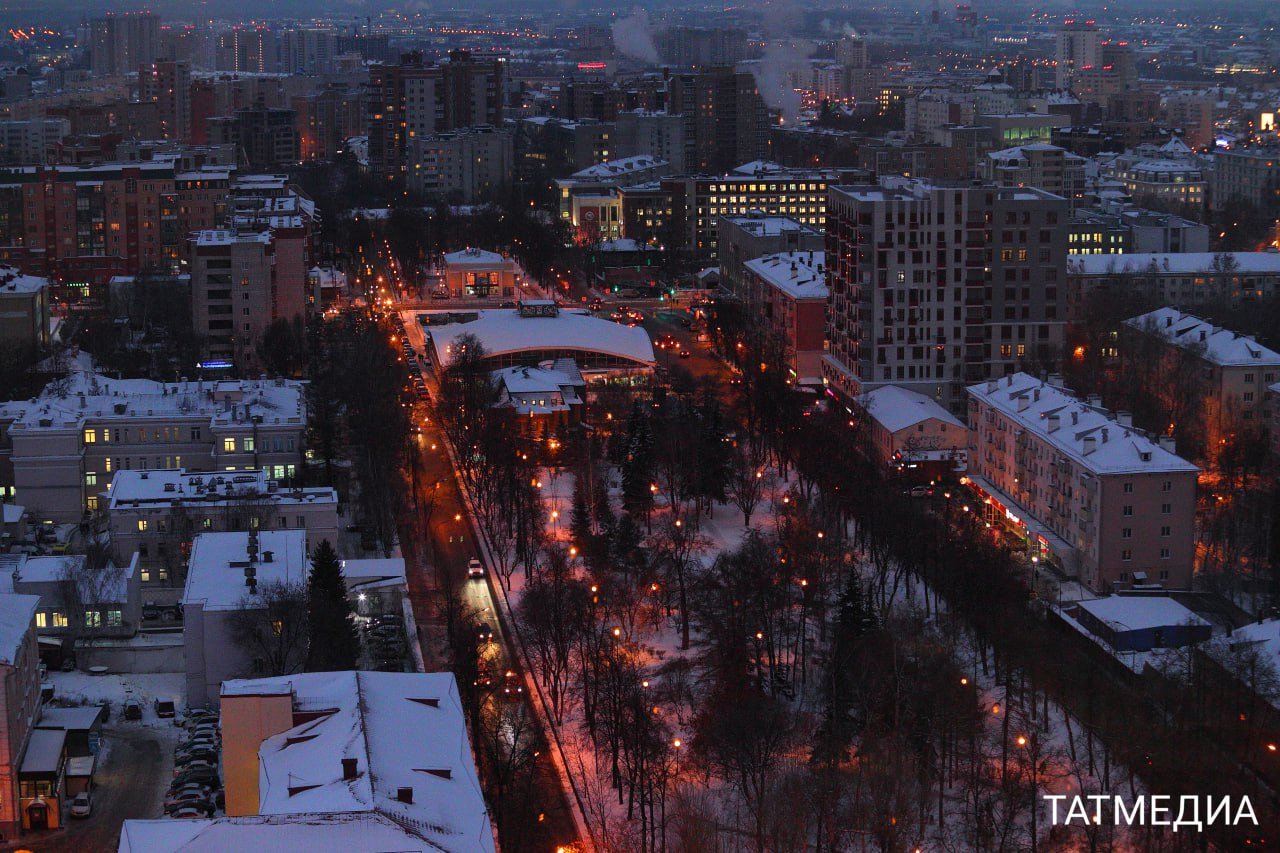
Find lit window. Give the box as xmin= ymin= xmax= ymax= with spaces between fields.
xmin=243 ymin=437 xmax=255 ymax=452
xmin=138 ymin=520 xmax=148 ymax=532
xmin=83 ymin=428 xmax=97 ymax=444
xmin=52 ymin=612 xmax=68 ymax=628
xmin=35 ymin=612 xmax=47 ymax=628
xmin=223 ymin=438 xmax=236 ymax=452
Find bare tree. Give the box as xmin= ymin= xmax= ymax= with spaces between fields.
xmin=57 ymin=540 xmax=127 ymax=657
xmin=229 ymin=580 xmax=309 ymax=677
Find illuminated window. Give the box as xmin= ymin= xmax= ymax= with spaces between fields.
xmin=52 ymin=612 xmax=68 ymax=628
xmin=243 ymin=437 xmax=255 ymax=452
xmin=223 ymin=438 xmax=236 ymax=452
xmin=35 ymin=612 xmax=47 ymax=628
xmin=83 ymin=428 xmax=97 ymax=444
xmin=138 ymin=520 xmax=148 ymax=532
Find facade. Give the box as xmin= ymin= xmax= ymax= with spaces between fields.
xmin=1055 ymin=20 xmax=1102 ymax=90
xmin=189 ymin=229 xmax=276 ymax=369
xmin=0 ymin=119 xmax=69 ymax=165
xmin=824 ymin=179 xmax=1069 ymax=412
xmin=966 ymin=373 xmax=1198 ymax=591
xmin=7 ymin=554 xmax=142 ymax=640
xmin=718 ymin=215 xmax=824 ymax=300
xmin=407 ymin=126 xmax=513 ymax=203
xmin=491 ymin=360 xmax=586 ymax=436
xmin=667 ymin=68 xmax=769 ymax=174
xmin=613 ymin=110 xmax=687 ymax=172
xmin=1068 ymin=204 xmax=1210 ymax=256
xmin=0 ymin=371 xmax=307 ymax=524
xmin=741 ymin=251 xmax=828 ymax=382
xmin=1066 ymin=251 xmax=1280 ymax=321
xmin=138 ymin=59 xmax=192 ymax=142
xmin=1069 ymin=596 xmax=1211 ymax=653
xmin=440 ymin=248 xmax=518 ymax=298
xmin=89 ymin=12 xmax=160 ymax=77
xmin=983 ymin=144 xmax=1087 ymax=209
xmin=106 ymin=468 xmax=339 ymax=591
xmin=1212 ymin=146 xmax=1280 ymax=215
xmin=555 ymin=155 xmax=673 ymax=238
xmin=860 ymin=384 xmax=967 ymax=478
xmin=1124 ymin=308 xmax=1280 ymax=442
xmin=180 ymin=529 xmax=309 ymax=707
xmin=0 ymin=267 xmax=49 ymax=354
xmin=0 ymin=593 xmax=41 ymax=840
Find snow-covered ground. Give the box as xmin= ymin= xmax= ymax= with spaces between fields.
xmin=48 ymin=671 xmax=186 ymax=729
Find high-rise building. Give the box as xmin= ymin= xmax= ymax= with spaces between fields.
xmin=139 ymin=59 xmax=192 ymax=141
xmin=208 ymin=105 xmax=299 ymax=170
xmin=189 ymin=229 xmax=278 ymax=369
xmin=407 ymin=126 xmax=513 ymax=203
xmin=823 ymin=179 xmax=1069 ymax=412
xmin=366 ymin=51 xmax=505 ymax=176
xmin=88 ymin=11 xmax=161 ymax=76
xmin=667 ymin=68 xmax=769 ymax=174
xmin=1211 ymin=146 xmax=1280 ymax=214
xmin=216 ymin=27 xmax=278 ymax=74
xmin=279 ymin=27 xmax=338 ymax=74
xmin=835 ymin=35 xmax=869 ymax=70
xmin=1055 ymin=20 xmax=1101 ymax=90
xmin=613 ymin=109 xmax=686 ymax=171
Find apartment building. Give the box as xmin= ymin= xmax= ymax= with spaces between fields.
xmin=1124 ymin=307 xmax=1280 ymax=443
xmin=0 ymin=266 xmax=49 ymax=354
xmin=982 ymin=144 xmax=1087 ymax=209
xmin=1212 ymin=146 xmax=1280 ymax=215
xmin=0 ymin=594 xmax=41 ymax=839
xmin=966 ymin=373 xmax=1198 ymax=591
xmin=0 ymin=371 xmax=306 ymax=524
xmin=859 ymin=384 xmax=967 ymax=479
xmin=0 ymin=119 xmax=69 ymax=165
xmin=823 ymin=178 xmax=1069 ymax=412
xmin=138 ymin=59 xmax=192 ymax=141
xmin=1066 ymin=251 xmax=1280 ymax=321
xmin=718 ymin=214 xmax=824 ymax=299
xmin=107 ymin=468 xmax=338 ymax=591
xmin=741 ymin=251 xmax=828 ymax=382
xmin=189 ymin=229 xmax=278 ymax=369
xmin=407 ymin=125 xmax=513 ymax=203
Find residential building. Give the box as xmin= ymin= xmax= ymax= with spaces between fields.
xmin=966 ymin=373 xmax=1199 ymax=591
xmin=4 ymin=553 xmax=141 ymax=640
xmin=1104 ymin=139 xmax=1207 ymax=211
xmin=0 ymin=267 xmax=49 ymax=354
xmin=613 ymin=110 xmax=687 ymax=171
xmin=0 ymin=593 xmax=41 ymax=839
xmin=89 ymin=12 xmax=161 ymax=77
xmin=667 ymin=68 xmax=769 ymax=174
xmin=1055 ymin=20 xmax=1101 ymax=90
xmin=982 ymin=144 xmax=1087 ymax=209
xmin=1069 ymin=42 xmax=1136 ymax=107
xmin=1066 ymin=251 xmax=1280 ymax=321
xmin=439 ymin=248 xmax=518 ymax=298
xmin=516 ymin=117 xmax=612 ymax=178
xmin=859 ymin=384 xmax=967 ymax=479
xmin=181 ymin=529 xmax=309 ymax=707
xmin=0 ymin=119 xmax=69 ymax=165
xmin=1124 ymin=308 xmax=1280 ymax=443
xmin=366 ymin=50 xmax=505 ymax=176
xmin=138 ymin=59 xmax=192 ymax=141
xmin=0 ymin=370 xmax=307 ymax=524
xmin=741 ymin=251 xmax=828 ymax=382
xmin=978 ymin=113 xmax=1070 ymax=147
xmin=718 ymin=214 xmax=824 ymax=300
xmin=1068 ymin=204 xmax=1210 ymax=255
xmin=189 ymin=229 xmax=280 ymax=370
xmin=491 ymin=360 xmax=587 ymax=436
xmin=106 ymin=468 xmax=339 ymax=592
xmin=823 ymin=178 xmax=1069 ymax=412
xmin=119 ymin=812 xmax=470 ymax=852
xmin=1212 ymin=146 xmax=1280 ymax=216
xmin=407 ymin=126 xmax=513 ymax=203
xmin=555 ymin=155 xmax=672 ymax=238
xmin=208 ymin=106 xmax=299 ymax=170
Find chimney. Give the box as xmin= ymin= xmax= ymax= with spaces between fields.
xmin=1047 ymin=413 xmax=1060 ymax=432
xmin=1158 ymin=435 xmax=1176 ymax=453
xmin=1016 ymin=395 xmax=1030 ymax=412
xmin=263 ymin=550 xmax=274 ymax=563
xmin=1087 ymin=394 xmax=1101 ymax=407
xmin=1083 ymin=435 xmax=1097 ymax=454
xmin=397 ymin=786 xmax=414 ymax=804
xmin=986 ymin=379 xmax=997 ymax=393
xmin=1116 ymin=411 xmax=1132 ymax=427
xmin=246 ymin=527 xmax=259 ymax=563
xmin=1101 ymin=427 xmax=1109 ymax=443
xmin=1071 ymin=411 xmax=1079 ymax=425
xmin=342 ymin=758 xmax=358 ymax=780
xmin=246 ymin=577 xmax=258 ymax=594
xmin=1033 ymin=388 xmax=1040 ymax=402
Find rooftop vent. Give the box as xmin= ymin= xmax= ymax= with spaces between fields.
xmin=342 ymin=758 xmax=358 ymax=780
xmin=396 ymin=786 xmax=414 ymax=804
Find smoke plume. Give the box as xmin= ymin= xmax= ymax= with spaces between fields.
xmin=751 ymin=38 xmax=816 ymax=122
xmin=612 ymin=9 xmax=659 ymax=65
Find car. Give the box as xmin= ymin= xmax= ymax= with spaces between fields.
xmin=172 ymin=769 xmax=220 ymax=789
xmin=907 ymin=485 xmax=931 ymax=498
xmin=181 ymin=737 xmax=219 ymax=753
xmin=189 ymin=724 xmax=220 ymax=740
xmin=430 ymin=290 xmax=450 ymax=300
xmin=501 ymin=669 xmax=525 ymax=702
xmin=499 ymin=300 xmax=517 ymax=309
xmin=122 ymin=701 xmax=142 ymax=721
xmin=678 ymin=349 xmax=691 ymax=358
xmin=155 ymin=699 xmax=176 ymax=718
xmin=589 ymin=298 xmax=604 ymax=311
xmin=175 ymin=751 xmax=219 ymax=768
xmin=476 ymin=623 xmax=494 ymax=644
xmin=467 ymin=558 xmax=485 ymax=579
xmin=70 ymin=792 xmax=92 ymax=818
xmin=165 ymin=786 xmax=213 ymax=810
xmin=171 ymin=805 xmax=212 ymax=819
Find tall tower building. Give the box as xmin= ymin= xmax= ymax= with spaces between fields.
xmin=823 ymin=179 xmax=1068 ymax=412
xmin=88 ymin=11 xmax=160 ymax=76
xmin=667 ymin=67 xmax=769 ymax=174
xmin=139 ymin=58 xmax=192 ymax=141
xmin=1055 ymin=20 xmax=1101 ymax=90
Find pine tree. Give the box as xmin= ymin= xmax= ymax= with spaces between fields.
xmin=570 ymin=470 xmax=593 ymax=548
xmin=306 ymin=539 xmax=361 ymax=671
xmin=621 ymin=402 xmax=655 ymax=519
xmin=814 ymin=572 xmax=874 ymax=763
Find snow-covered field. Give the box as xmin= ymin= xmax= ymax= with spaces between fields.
xmin=48 ymin=670 xmax=186 ymax=728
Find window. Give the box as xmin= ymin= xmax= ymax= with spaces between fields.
xmin=84 ymin=472 xmax=97 ymax=487
xmin=83 ymin=428 xmax=97 ymax=444
xmin=296 ymin=516 xmax=305 ymax=528
xmin=243 ymin=437 xmax=255 ymax=452
xmin=1244 ymin=392 xmax=1255 ymax=403
xmin=1159 ymin=570 xmax=1170 ymax=580
xmin=1122 ymin=505 xmax=1133 ymax=516
xmin=1120 ymin=572 xmax=1129 ymax=581
xmin=1121 ymin=549 xmax=1132 ymax=561
xmin=1160 ymin=548 xmax=1170 ymax=559
xmin=105 ymin=457 xmax=113 ymax=473
xmin=137 ymin=520 xmax=148 ymax=532
xmin=1161 ymin=480 xmax=1172 ymax=492
xmin=84 ymin=611 xmax=101 ymax=628
xmin=191 ymin=427 xmax=202 ymax=441
xmin=1123 ymin=482 xmax=1133 ymax=493
xmin=107 ymin=610 xmax=122 ymax=627
xmin=1245 ymin=373 xmax=1255 ymax=383
xmin=1122 ymin=527 xmax=1132 ymax=539
xmin=35 ymin=612 xmax=47 ymax=628
xmin=52 ymin=612 xmax=68 ymax=628
xmin=1161 ymin=525 xmax=1171 ymax=537
xmin=86 ymin=496 xmax=98 ymax=511
xmin=223 ymin=437 xmax=236 ymax=452
xmin=1161 ymin=503 xmax=1171 ymax=514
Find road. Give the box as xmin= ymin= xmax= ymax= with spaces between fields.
xmin=5 ymin=725 xmax=174 ymax=853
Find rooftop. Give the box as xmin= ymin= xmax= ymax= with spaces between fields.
xmin=1068 ymin=251 xmax=1280 ymax=276
xmin=106 ymin=469 xmax=337 ymax=511
xmin=1125 ymin=308 xmax=1280 ymax=367
xmin=0 ymin=593 xmax=37 ymax=664
xmin=441 ymin=248 xmax=513 ymax=268
xmin=0 ymin=265 xmax=47 ymax=295
xmin=219 ymin=671 xmax=493 ymax=852
xmin=119 ymin=813 xmax=444 ymax=853
xmin=967 ymin=373 xmax=1199 ymax=476
xmin=181 ymin=530 xmax=309 ymax=611
xmin=861 ymin=385 xmax=966 ymax=433
xmin=570 ymin=155 xmax=667 ymax=180
xmin=721 ymin=215 xmax=821 ymax=238
xmin=744 ymin=251 xmax=828 ymax=300
xmin=421 ymin=309 xmax=655 ymax=368
xmin=1075 ymin=596 xmax=1210 ymax=632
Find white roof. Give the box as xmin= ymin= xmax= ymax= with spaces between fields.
xmin=442 ymin=248 xmax=513 ymax=268
xmin=181 ymin=531 xmax=309 ymax=610
xmin=1076 ymin=596 xmax=1209 ymax=632
xmin=967 ymin=374 xmax=1199 ymax=476
xmin=3 ymin=504 xmax=22 ymax=524
xmin=423 ymin=309 xmax=655 ymax=368
xmin=570 ymin=155 xmax=667 ymax=180
xmin=861 ymin=385 xmax=966 ymax=433
xmin=1125 ymin=308 xmax=1280 ymax=367
xmin=118 ymin=813 xmax=441 ymax=853
xmin=107 ymin=469 xmax=337 ymax=511
xmin=1068 ymin=252 xmax=1280 ymax=276
xmin=0 ymin=266 xmax=48 ymax=295
xmin=339 ymin=558 xmax=407 ymax=593
xmin=13 ymin=554 xmax=133 ymax=602
xmin=193 ymin=229 xmax=272 ymax=246
xmin=220 ymin=671 xmax=493 ymax=852
xmin=0 ymin=593 xmax=37 ymax=664
xmin=721 ymin=215 xmax=820 ymax=238
xmin=20 ymin=726 xmax=66 ymax=774
xmin=492 ymin=362 xmax=585 ymax=395
xmin=744 ymin=251 xmax=828 ymax=300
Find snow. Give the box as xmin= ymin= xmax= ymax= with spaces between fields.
xmin=861 ymin=384 xmax=966 ymax=433
xmin=107 ymin=469 xmax=337 ymax=510
xmin=49 ymin=670 xmax=185 ymax=725
xmin=968 ymin=373 xmax=1199 ymax=476
xmin=442 ymin=247 xmax=512 ymax=268
xmin=119 ymin=812 xmax=441 ymax=853
xmin=20 ymin=727 xmax=66 ymax=774
xmin=0 ymin=265 xmax=48 ymax=294
xmin=1073 ymin=595 xmax=1210 ymax=632
xmin=570 ymin=155 xmax=667 ymax=180
xmin=1069 ymin=251 xmax=1280 ymax=276
xmin=421 ymin=309 xmax=656 ymax=368
xmin=339 ymin=558 xmax=407 ymax=593
xmin=0 ymin=593 xmax=37 ymax=664
xmin=1125 ymin=308 xmax=1280 ymax=367
xmin=181 ymin=530 xmax=309 ymax=611
xmin=744 ymin=251 xmax=828 ymax=301
xmin=221 ymin=671 xmax=493 ymax=852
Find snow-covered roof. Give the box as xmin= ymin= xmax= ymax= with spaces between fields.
xmin=220 ymin=671 xmax=493 ymax=852
xmin=1068 ymin=252 xmax=1280 ymax=276
xmin=721 ymin=215 xmax=820 ymax=238
xmin=441 ymin=248 xmax=513 ymax=268
xmin=0 ymin=266 xmax=47 ymax=295
xmin=107 ymin=469 xmax=337 ymax=511
xmin=732 ymin=160 xmax=787 ymax=175
xmin=0 ymin=593 xmax=37 ymax=664
xmin=1125 ymin=308 xmax=1280 ymax=367
xmin=967 ymin=374 xmax=1199 ymax=476
xmin=181 ymin=530 xmax=309 ymax=611
xmin=861 ymin=385 xmax=966 ymax=433
xmin=744 ymin=251 xmax=828 ymax=300
xmin=20 ymin=726 xmax=66 ymax=774
xmin=338 ymin=558 xmax=407 ymax=594
xmin=423 ymin=309 xmax=655 ymax=368
xmin=570 ymin=155 xmax=667 ymax=180
xmin=37 ymin=705 xmax=106 ymax=731
xmin=193 ymin=229 xmax=272 ymax=247
xmin=492 ymin=362 xmax=585 ymax=396
xmin=596 ymin=238 xmax=645 ymax=252
xmin=12 ymin=554 xmax=134 ymax=603
xmin=2 ymin=504 xmax=22 ymax=525
xmin=118 ymin=813 xmax=442 ymax=853
xmin=1075 ymin=596 xmax=1209 ymax=632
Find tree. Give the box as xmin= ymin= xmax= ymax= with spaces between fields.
xmin=726 ymin=440 xmax=772 ymax=527
xmin=621 ymin=402 xmax=656 ymax=523
xmin=57 ymin=540 xmax=127 ymax=660
xmin=230 ymin=580 xmax=309 ymax=677
xmin=306 ymin=540 xmax=360 ymax=671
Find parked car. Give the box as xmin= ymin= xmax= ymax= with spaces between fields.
xmin=155 ymin=699 xmax=176 ymax=718
xmin=70 ymin=792 xmax=92 ymax=818
xmin=430 ymin=289 xmax=449 ymax=300
xmin=122 ymin=701 xmax=142 ymax=721
xmin=171 ymin=805 xmax=212 ymax=819
xmin=175 ymin=747 xmax=219 ymax=766
xmin=172 ymin=769 xmax=220 ymax=789
xmin=476 ymin=623 xmax=494 ymax=644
